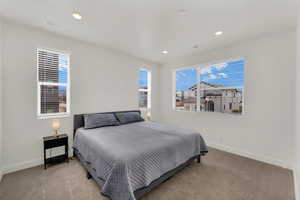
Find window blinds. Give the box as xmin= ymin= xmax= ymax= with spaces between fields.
xmin=37 ymin=49 xmax=70 ymax=117
xmin=38 ymin=50 xmax=59 ymax=83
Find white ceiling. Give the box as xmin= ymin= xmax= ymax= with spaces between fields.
xmin=0 ymin=0 xmax=299 ymax=64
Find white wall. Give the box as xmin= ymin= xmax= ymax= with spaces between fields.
xmin=0 ymin=19 xmax=3 ymax=181
xmin=294 ymin=13 xmax=300 ymax=199
xmin=1 ymin=20 xmax=160 ymax=174
xmin=159 ymin=30 xmax=296 ymax=169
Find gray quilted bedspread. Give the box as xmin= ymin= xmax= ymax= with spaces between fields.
xmin=73 ymin=121 xmax=208 ymax=200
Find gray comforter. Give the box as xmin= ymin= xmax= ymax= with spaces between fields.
xmin=73 ymin=121 xmax=207 ymax=200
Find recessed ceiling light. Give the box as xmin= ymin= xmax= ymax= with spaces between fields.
xmin=215 ymin=31 xmax=223 ymax=36
xmin=72 ymin=12 xmax=82 ymax=20
xmin=162 ymin=50 xmax=168 ymax=54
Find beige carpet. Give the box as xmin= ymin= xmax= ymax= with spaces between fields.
xmin=0 ymin=148 xmax=295 ymax=200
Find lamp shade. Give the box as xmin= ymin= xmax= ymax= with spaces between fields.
xmin=52 ymin=119 xmax=60 ymax=131
xmin=146 ymin=111 xmax=151 ymax=120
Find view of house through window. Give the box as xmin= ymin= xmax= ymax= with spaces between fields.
xmin=175 ymin=59 xmax=244 ymax=114
xmin=37 ymin=49 xmax=70 ymax=117
xmin=138 ymin=69 xmax=151 ymax=109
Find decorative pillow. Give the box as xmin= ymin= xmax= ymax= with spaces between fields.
xmin=115 ymin=111 xmax=144 ymax=125
xmin=84 ymin=113 xmax=119 ymax=129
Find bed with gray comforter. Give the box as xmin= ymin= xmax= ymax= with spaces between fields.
xmin=73 ymin=120 xmax=207 ymax=200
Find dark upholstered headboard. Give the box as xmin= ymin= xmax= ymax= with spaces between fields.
xmin=73 ymin=110 xmax=141 ymax=138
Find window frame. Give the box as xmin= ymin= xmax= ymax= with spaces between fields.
xmin=138 ymin=68 xmax=151 ymax=110
xmin=37 ymin=48 xmax=71 ymax=119
xmin=173 ymin=57 xmax=245 ymax=115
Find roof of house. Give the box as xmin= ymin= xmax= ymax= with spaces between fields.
xmin=188 ymin=81 xmax=242 ymax=94
xmin=188 ymin=81 xmax=222 ymax=90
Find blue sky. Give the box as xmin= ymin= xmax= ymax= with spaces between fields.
xmin=139 ymin=70 xmax=148 ymax=87
xmin=58 ymin=55 xmax=68 ymax=95
xmin=59 ymin=55 xmax=68 ymax=84
xmin=176 ymin=68 xmax=197 ymax=91
xmin=176 ymin=59 xmax=244 ymax=91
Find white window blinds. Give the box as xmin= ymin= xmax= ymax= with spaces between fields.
xmin=37 ymin=49 xmax=70 ymax=118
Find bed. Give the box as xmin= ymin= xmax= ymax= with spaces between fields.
xmin=73 ymin=110 xmax=208 ymax=200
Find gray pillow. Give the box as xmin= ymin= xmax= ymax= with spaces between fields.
xmin=115 ymin=111 xmax=144 ymax=125
xmin=84 ymin=113 xmax=119 ymax=129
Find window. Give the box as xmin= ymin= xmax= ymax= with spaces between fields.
xmin=37 ymin=49 xmax=70 ymax=118
xmin=175 ymin=68 xmax=197 ymax=111
xmin=138 ymin=69 xmax=151 ymax=109
xmin=175 ymin=59 xmax=244 ymax=114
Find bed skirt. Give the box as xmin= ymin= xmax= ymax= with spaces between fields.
xmin=73 ymin=149 xmax=200 ymax=199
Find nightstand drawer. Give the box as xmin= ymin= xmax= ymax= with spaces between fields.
xmin=44 ymin=137 xmax=68 ymax=149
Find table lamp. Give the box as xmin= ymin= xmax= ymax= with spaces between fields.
xmin=52 ymin=119 xmax=60 ymax=137
xmin=146 ymin=111 xmax=151 ymax=121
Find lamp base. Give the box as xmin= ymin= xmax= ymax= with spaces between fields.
xmin=53 ymin=131 xmax=59 ymax=137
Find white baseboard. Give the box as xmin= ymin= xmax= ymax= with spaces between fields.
xmin=2 ymin=151 xmax=74 ymax=175
xmin=0 ymin=144 xmax=291 ymax=175
xmin=294 ymin=170 xmax=299 ymax=200
xmin=2 ymin=159 xmax=43 ymax=174
xmin=208 ymin=142 xmax=292 ymax=169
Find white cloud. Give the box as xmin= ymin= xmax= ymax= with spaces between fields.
xmin=209 ymin=74 xmax=217 ymax=79
xmin=202 ymin=72 xmax=228 ymax=82
xmin=218 ymin=72 xmax=228 ymax=78
xmin=203 ymin=74 xmax=217 ymax=81
xmin=214 ymin=63 xmax=228 ymax=71
xmin=200 ymin=63 xmax=227 ymax=75
xmin=200 ymin=67 xmax=212 ymax=74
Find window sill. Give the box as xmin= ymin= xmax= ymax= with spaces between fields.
xmin=37 ymin=113 xmax=70 ymax=120
xmin=139 ymin=107 xmax=151 ymax=111
xmin=173 ymin=109 xmax=244 ymax=115
xmin=173 ymin=109 xmax=195 ymax=113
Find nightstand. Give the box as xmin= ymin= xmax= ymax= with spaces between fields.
xmin=43 ymin=134 xmax=69 ymax=169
